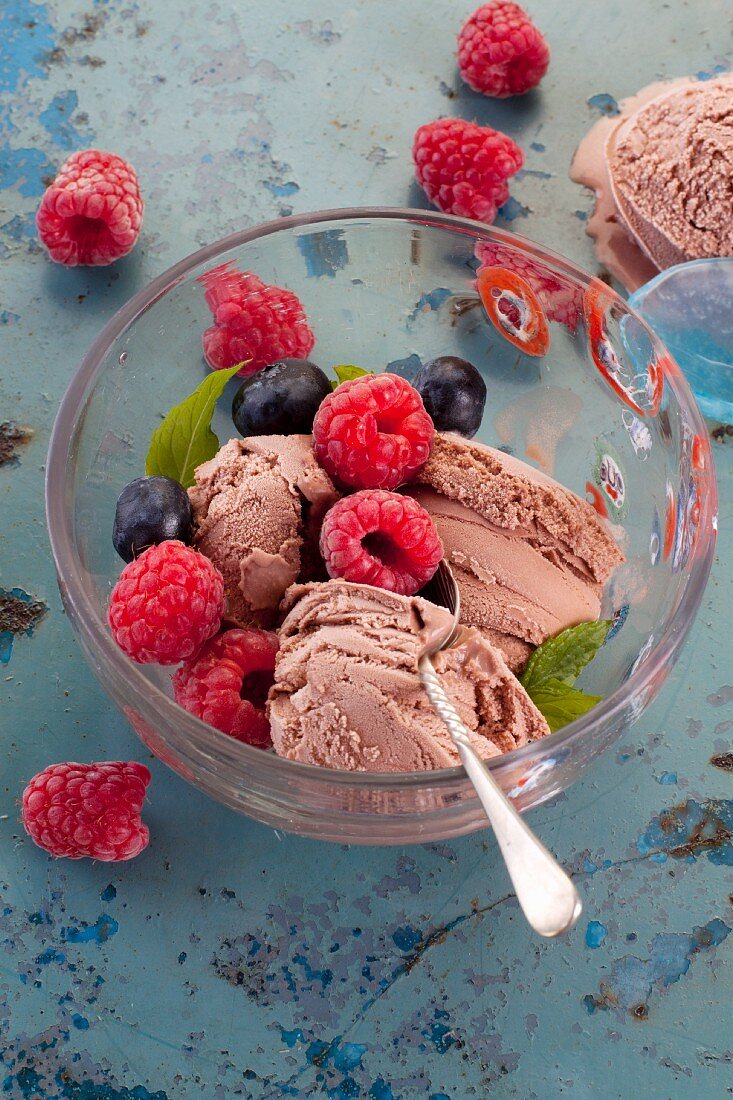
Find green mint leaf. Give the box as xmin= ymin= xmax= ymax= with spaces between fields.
xmin=331 ymin=364 xmax=374 ymax=389
xmin=145 ymin=363 xmax=244 ymax=487
xmin=520 ymin=619 xmax=612 ymax=693
xmin=527 ymin=678 xmax=602 ymax=733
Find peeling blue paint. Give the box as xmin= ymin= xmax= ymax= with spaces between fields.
xmin=0 ymin=146 xmax=55 ymax=197
xmin=62 ymin=913 xmax=119 ymax=945
xmin=0 ymin=586 xmax=47 ymax=663
xmin=656 ymin=771 xmax=678 ymax=785
xmin=392 ymin=925 xmax=422 ymax=952
xmin=280 ymin=1026 xmax=306 ymax=1048
xmin=369 ymin=1080 xmax=394 ymax=1100
xmin=586 ymin=921 xmax=608 ymax=948
xmin=583 ymin=858 xmax=612 ymax=874
xmin=264 ymin=180 xmax=300 ymax=197
xmin=70 ymin=1013 xmax=89 ymax=1030
xmin=35 ymin=947 xmax=65 ymax=965
xmin=498 ymin=196 xmax=530 ymax=221
xmin=385 ymin=353 xmax=422 ymax=380
xmin=425 ymin=1008 xmax=457 ymax=1054
xmin=100 ymin=884 xmax=117 ymax=902
xmin=696 ymin=64 xmax=727 ymax=80
xmin=584 ymin=919 xmax=731 ymax=1015
xmin=637 ymin=799 xmax=733 ymax=866
xmin=587 ymin=92 xmax=620 ymax=116
xmin=0 ymin=0 xmax=55 ymax=94
xmin=39 ymin=90 xmax=91 ymax=149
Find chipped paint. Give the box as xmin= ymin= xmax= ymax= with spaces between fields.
xmin=583 ymin=919 xmax=731 ymax=1017
xmin=587 ymin=92 xmax=620 ymax=116
xmin=0 ymin=422 xmax=33 ymax=466
xmin=637 ymin=799 xmax=733 ymax=866
xmin=0 ymin=587 xmax=47 ymax=663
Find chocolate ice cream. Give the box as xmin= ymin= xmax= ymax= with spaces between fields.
xmin=610 ymin=76 xmax=733 ymax=270
xmin=571 ymin=73 xmax=733 ymax=291
xmin=189 ymin=435 xmax=339 ymax=627
xmin=407 ymin=434 xmax=624 ymax=671
xmin=268 ymin=581 xmax=550 ymax=771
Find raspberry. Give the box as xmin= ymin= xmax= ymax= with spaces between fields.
xmin=457 ymin=2 xmax=550 ymax=98
xmin=21 ymin=761 xmax=151 ymax=861
xmin=108 ymin=541 xmax=224 ymax=665
xmin=198 ymin=264 xmax=315 ymax=376
xmin=475 ymin=241 xmax=582 ymax=332
xmin=36 ymin=150 xmax=143 ymax=266
xmin=412 ymin=118 xmax=524 ymax=223
xmin=320 ymin=490 xmax=443 ymax=596
xmin=312 ymin=373 xmax=434 ymax=490
xmin=172 ymin=628 xmax=278 ymax=747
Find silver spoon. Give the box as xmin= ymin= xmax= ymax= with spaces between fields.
xmin=418 ymin=561 xmax=582 ymax=938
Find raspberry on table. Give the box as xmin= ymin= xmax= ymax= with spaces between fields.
xmin=412 ymin=118 xmax=524 ymax=223
xmin=320 ymin=490 xmax=443 ymax=596
xmin=36 ymin=149 xmax=143 ymax=266
xmin=312 ymin=373 xmax=434 ymax=490
xmin=172 ymin=628 xmax=278 ymax=747
xmin=108 ymin=540 xmax=224 ymax=665
xmin=21 ymin=761 xmax=151 ymax=861
xmin=198 ymin=264 xmax=315 ymax=376
xmin=457 ymin=2 xmax=550 ymax=98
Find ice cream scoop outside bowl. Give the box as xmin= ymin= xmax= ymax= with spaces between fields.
xmin=629 ymin=258 xmax=733 ymax=423
xmin=46 ymin=209 xmax=717 ymax=844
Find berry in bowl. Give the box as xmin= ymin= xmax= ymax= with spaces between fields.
xmin=46 ymin=209 xmax=716 ymax=844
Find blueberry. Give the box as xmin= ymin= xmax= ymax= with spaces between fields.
xmin=413 ymin=356 xmax=487 ymax=438
xmin=113 ymin=476 xmax=193 ymax=563
xmin=232 ymin=358 xmax=332 ymax=437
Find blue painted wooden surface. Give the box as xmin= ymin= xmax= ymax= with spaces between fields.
xmin=2 ymin=2 xmax=732 ymax=1096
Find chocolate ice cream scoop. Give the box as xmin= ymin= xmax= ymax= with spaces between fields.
xmin=571 ymin=73 xmax=733 ymax=291
xmin=407 ymin=434 xmax=624 ymax=673
xmin=189 ymin=435 xmax=339 ymax=627
xmin=608 ymin=76 xmax=733 ymax=271
xmin=268 ymin=580 xmax=550 ymax=772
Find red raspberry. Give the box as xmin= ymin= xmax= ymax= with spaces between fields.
xmin=412 ymin=118 xmax=524 ymax=223
xmin=36 ymin=150 xmax=143 ymax=266
xmin=198 ymin=264 xmax=315 ymax=376
xmin=458 ymin=2 xmax=550 ymax=98
xmin=312 ymin=373 xmax=434 ymax=490
xmin=475 ymin=241 xmax=582 ymax=332
xmin=320 ymin=490 xmax=443 ymax=596
xmin=21 ymin=761 xmax=151 ymax=861
xmin=172 ymin=628 xmax=278 ymax=747
xmin=108 ymin=541 xmax=224 ymax=665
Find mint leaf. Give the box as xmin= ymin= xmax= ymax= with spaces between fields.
xmin=521 ymin=619 xmax=612 ymax=693
xmin=527 ymin=679 xmax=602 ymax=733
xmin=145 ymin=363 xmax=244 ymax=487
xmin=331 ymin=365 xmax=373 ymax=389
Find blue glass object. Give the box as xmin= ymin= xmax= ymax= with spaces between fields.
xmin=629 ymin=259 xmax=733 ymax=423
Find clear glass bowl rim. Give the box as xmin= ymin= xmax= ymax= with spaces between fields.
xmin=45 ymin=206 xmax=718 ymax=794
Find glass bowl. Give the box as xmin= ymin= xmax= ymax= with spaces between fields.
xmin=46 ymin=209 xmax=717 ymax=844
xmin=629 ymin=258 xmax=733 ymax=423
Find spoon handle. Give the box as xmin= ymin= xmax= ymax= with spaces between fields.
xmin=418 ymin=655 xmax=582 ymax=938
xmin=455 ymin=741 xmax=582 ymax=937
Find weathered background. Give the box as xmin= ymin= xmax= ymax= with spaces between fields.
xmin=2 ymin=1 xmax=732 ymax=1096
